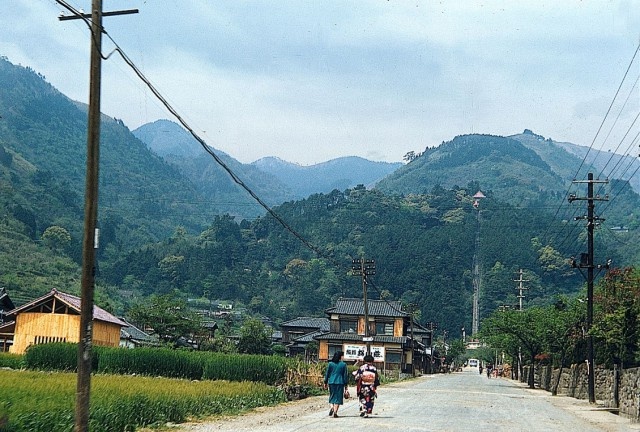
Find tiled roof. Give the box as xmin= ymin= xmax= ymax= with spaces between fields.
xmin=325 ymin=298 xmax=408 ymax=318
xmin=291 ymin=329 xmax=327 ymax=343
xmin=280 ymin=317 xmax=329 ymax=331
xmin=119 ymin=318 xmax=158 ymax=343
xmin=314 ymin=332 xmax=407 ymax=344
xmin=0 ymin=288 xmax=15 ymax=313
xmin=10 ymin=289 xmax=127 ymax=327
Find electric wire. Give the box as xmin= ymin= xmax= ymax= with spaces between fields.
xmin=54 ymin=0 xmax=348 ymax=271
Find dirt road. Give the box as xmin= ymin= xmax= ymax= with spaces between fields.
xmin=181 ymin=368 xmax=639 ymax=432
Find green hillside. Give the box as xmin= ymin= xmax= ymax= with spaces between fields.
xmin=1 ymin=56 xmax=637 ymax=337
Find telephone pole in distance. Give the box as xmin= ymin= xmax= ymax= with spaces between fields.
xmin=352 ymin=257 xmax=375 ymax=355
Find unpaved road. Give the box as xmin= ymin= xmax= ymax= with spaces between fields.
xmin=181 ymin=368 xmax=639 ymax=432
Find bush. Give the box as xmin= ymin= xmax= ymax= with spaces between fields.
xmin=98 ymin=347 xmax=205 ymax=380
xmin=24 ymin=342 xmax=94 ymax=371
xmin=203 ymin=353 xmax=289 ymax=385
xmin=24 ymin=343 xmax=291 ymax=385
xmin=0 ymin=352 xmax=24 ymax=369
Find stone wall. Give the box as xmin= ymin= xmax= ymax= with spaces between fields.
xmin=522 ymin=364 xmax=640 ymax=420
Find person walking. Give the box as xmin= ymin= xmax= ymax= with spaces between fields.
xmin=353 ymin=353 xmax=380 ymax=418
xmin=323 ymin=350 xmax=349 ymax=418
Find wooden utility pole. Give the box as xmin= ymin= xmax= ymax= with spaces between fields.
xmin=568 ymin=172 xmax=609 ymax=405
xmin=352 ymin=258 xmax=375 ymax=355
xmin=57 ymin=2 xmax=137 ymax=430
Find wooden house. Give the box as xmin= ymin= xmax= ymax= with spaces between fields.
xmin=279 ymin=316 xmax=329 ymax=359
xmin=314 ymin=298 xmax=425 ymax=373
xmin=8 ymin=289 xmax=127 ymax=354
xmin=119 ymin=317 xmax=160 ymax=349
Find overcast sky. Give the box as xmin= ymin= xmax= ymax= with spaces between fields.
xmin=1 ymin=1 xmax=640 ymax=165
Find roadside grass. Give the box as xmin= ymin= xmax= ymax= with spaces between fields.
xmin=0 ymin=369 xmax=286 ymax=432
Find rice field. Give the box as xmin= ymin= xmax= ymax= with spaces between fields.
xmin=0 ymin=369 xmax=286 ymax=432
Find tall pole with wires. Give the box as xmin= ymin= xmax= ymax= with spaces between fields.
xmin=568 ymin=172 xmax=609 ymax=405
xmin=75 ymin=3 xmax=103 ymax=430
xmin=57 ymin=2 xmax=137 ymax=431
xmin=352 ymin=258 xmax=375 ymax=355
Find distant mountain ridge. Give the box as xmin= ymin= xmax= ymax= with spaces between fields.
xmin=252 ymin=156 xmax=402 ymax=198
xmin=133 ymin=120 xmax=403 ymax=200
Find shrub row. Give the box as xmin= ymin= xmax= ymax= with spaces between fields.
xmin=0 ymin=352 xmax=23 ymax=369
xmin=24 ymin=343 xmax=291 ymax=384
xmin=0 ymin=369 xmax=286 ymax=432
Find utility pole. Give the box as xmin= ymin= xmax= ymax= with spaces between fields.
xmin=425 ymin=321 xmax=437 ymax=374
xmin=514 ymin=269 xmax=529 ymax=311
xmin=57 ymin=2 xmax=137 ymax=431
xmin=407 ymin=303 xmax=418 ymax=376
xmin=568 ymin=172 xmax=609 ymax=405
xmin=352 ymin=258 xmax=375 ymax=356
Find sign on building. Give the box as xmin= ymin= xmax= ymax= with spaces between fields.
xmin=343 ymin=344 xmax=385 ymax=362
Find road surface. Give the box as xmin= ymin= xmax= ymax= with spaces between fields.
xmin=182 ymin=367 xmax=639 ymax=432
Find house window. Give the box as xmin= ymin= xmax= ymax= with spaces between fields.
xmin=339 ymin=320 xmax=357 ymax=334
xmin=328 ymin=344 xmax=342 ymax=358
xmin=386 ymin=351 xmax=402 ymax=363
xmin=375 ymin=322 xmax=394 ymax=336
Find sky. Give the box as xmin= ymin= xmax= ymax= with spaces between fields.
xmin=1 ymin=1 xmax=640 ymax=165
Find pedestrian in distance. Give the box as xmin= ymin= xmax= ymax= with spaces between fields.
xmin=324 ymin=350 xmax=349 ymax=418
xmin=353 ymin=353 xmax=380 ymax=418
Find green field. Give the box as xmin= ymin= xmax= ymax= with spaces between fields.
xmin=0 ymin=369 xmax=286 ymax=432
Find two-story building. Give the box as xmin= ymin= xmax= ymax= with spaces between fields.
xmin=279 ymin=316 xmax=329 ymax=359
xmin=314 ymin=298 xmax=424 ymax=373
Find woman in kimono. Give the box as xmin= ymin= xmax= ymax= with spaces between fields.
xmin=353 ymin=353 xmax=380 ymax=418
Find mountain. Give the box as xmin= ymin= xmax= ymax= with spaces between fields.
xmin=552 ymin=140 xmax=640 ymax=194
xmin=134 ymin=120 xmax=403 ymax=201
xmin=133 ymin=119 xmax=296 ymax=217
xmin=1 ymin=55 xmax=638 ymax=333
xmin=0 ymin=57 xmax=224 ymax=280
xmin=132 ymin=119 xmax=202 ymax=159
xmin=252 ymin=156 xmax=403 ymax=198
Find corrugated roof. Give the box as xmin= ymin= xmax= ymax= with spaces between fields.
xmin=280 ymin=317 xmax=329 ymax=331
xmin=325 ymin=298 xmax=408 ymax=318
xmin=9 ymin=289 xmax=127 ymax=327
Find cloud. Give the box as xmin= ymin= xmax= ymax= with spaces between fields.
xmin=1 ymin=0 xmax=639 ymax=164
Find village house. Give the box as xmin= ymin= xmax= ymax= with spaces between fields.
xmin=279 ymin=316 xmax=329 ymax=359
xmin=118 ymin=317 xmax=160 ymax=348
xmin=6 ymin=289 xmax=127 ymax=354
xmin=314 ymin=298 xmax=426 ymax=374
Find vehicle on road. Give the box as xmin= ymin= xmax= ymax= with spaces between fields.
xmin=468 ymin=358 xmax=479 ymax=368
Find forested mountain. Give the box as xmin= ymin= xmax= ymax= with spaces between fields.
xmin=377 ymin=132 xmax=640 ymax=234
xmin=134 ymin=119 xmax=403 ymax=201
xmin=102 ymin=184 xmax=608 ymax=336
xmin=0 ymin=57 xmax=212 ymax=304
xmin=1 ymin=56 xmax=638 ymax=336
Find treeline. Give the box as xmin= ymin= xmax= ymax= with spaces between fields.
xmin=100 ymin=185 xmax=594 ymax=335
xmin=480 ymin=267 xmax=640 ymax=388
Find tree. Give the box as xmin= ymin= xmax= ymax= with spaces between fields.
xmin=127 ymin=292 xmax=203 ymax=344
xmin=237 ymin=318 xmax=272 ymax=355
xmin=542 ymin=298 xmax=585 ymax=395
xmin=42 ymin=225 xmax=71 ymax=251
xmin=591 ymin=267 xmax=640 ymax=369
xmin=480 ymin=307 xmax=550 ymax=388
